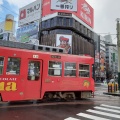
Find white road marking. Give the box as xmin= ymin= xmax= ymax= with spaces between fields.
xmin=87 ymin=109 xmax=120 ymax=118
xmin=101 ymin=104 xmax=120 ymax=110
xmin=77 ymin=113 xmax=111 ymax=120
xmin=94 ymin=106 xmax=120 ymax=113
xmin=64 ymin=117 xmax=80 ymax=120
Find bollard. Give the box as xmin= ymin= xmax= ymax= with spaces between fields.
xmin=108 ymin=82 xmax=112 ymax=93
xmin=115 ymin=83 xmax=118 ymax=91
xmin=112 ymin=82 xmax=115 ymax=93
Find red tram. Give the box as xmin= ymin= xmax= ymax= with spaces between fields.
xmin=0 ymin=41 xmax=94 ymax=102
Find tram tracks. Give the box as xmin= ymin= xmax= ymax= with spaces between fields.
xmin=0 ymin=99 xmax=94 ymax=109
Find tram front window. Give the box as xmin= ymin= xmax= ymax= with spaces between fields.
xmin=79 ymin=64 xmax=90 ymax=77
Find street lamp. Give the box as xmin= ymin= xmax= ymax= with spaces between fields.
xmin=116 ymin=18 xmax=120 ymax=90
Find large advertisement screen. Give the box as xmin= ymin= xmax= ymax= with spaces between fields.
xmin=16 ymin=22 xmax=39 ymax=44
xmin=56 ymin=34 xmax=72 ymax=54
xmin=51 ymin=0 xmax=77 ymax=11
xmin=18 ymin=0 xmax=41 ymax=26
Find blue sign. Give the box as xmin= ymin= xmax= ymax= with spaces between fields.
xmin=16 ymin=22 xmax=39 ymax=43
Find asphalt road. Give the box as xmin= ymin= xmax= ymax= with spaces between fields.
xmin=0 ymin=84 xmax=120 ymax=120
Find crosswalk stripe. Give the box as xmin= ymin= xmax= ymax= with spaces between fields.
xmin=94 ymin=106 xmax=120 ymax=113
xmin=77 ymin=113 xmax=111 ymax=120
xmin=101 ymin=104 xmax=120 ymax=110
xmin=87 ymin=109 xmax=120 ymax=118
xmin=64 ymin=117 xmax=80 ymax=120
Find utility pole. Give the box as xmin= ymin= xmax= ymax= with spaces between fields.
xmin=116 ymin=18 xmax=120 ymax=90
xmin=38 ymin=0 xmax=43 ymax=44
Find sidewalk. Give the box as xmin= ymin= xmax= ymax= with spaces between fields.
xmin=103 ymin=91 xmax=120 ymax=96
xmin=95 ymin=82 xmax=108 ymax=87
xmin=95 ymin=81 xmax=120 ymax=96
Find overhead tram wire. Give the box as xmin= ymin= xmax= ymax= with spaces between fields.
xmin=97 ymin=33 xmax=117 ymax=35
xmin=1 ymin=4 xmax=42 ymax=40
xmin=0 ymin=16 xmax=6 ymax=21
xmin=0 ymin=4 xmax=32 ymax=24
xmin=1 ymin=4 xmax=118 ymax=36
xmin=0 ymin=4 xmax=18 ymax=16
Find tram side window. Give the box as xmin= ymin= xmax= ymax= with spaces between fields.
xmin=48 ymin=61 xmax=62 ymax=76
xmin=64 ymin=62 xmax=76 ymax=76
xmin=79 ymin=64 xmax=90 ymax=77
xmin=0 ymin=57 xmax=4 ymax=75
xmin=6 ymin=58 xmax=21 ymax=75
xmin=28 ymin=61 xmax=40 ymax=81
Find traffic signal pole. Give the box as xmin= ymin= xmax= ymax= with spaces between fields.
xmin=116 ymin=19 xmax=120 ymax=90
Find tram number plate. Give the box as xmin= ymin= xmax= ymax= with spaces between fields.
xmin=33 ymin=55 xmax=39 ymax=58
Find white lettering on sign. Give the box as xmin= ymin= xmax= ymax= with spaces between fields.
xmin=43 ymin=2 xmax=50 ymax=6
xmin=81 ymin=3 xmax=90 ymax=15
xmin=80 ymin=11 xmax=91 ymax=25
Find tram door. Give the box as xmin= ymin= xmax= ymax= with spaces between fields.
xmin=25 ymin=59 xmax=42 ymax=100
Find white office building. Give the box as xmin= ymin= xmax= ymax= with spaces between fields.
xmin=104 ymin=34 xmax=118 ymax=78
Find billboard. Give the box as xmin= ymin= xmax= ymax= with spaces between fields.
xmin=56 ymin=34 xmax=72 ymax=54
xmin=4 ymin=20 xmax=13 ymax=31
xmin=16 ymin=22 xmax=39 ymax=44
xmin=51 ymin=0 xmax=77 ymax=11
xmin=95 ymin=50 xmax=99 ymax=63
xmin=18 ymin=0 xmax=41 ymax=26
xmin=42 ymin=0 xmax=94 ymax=28
xmin=0 ymin=21 xmax=15 ymax=34
xmin=79 ymin=0 xmax=93 ymax=28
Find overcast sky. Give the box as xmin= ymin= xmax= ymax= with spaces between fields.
xmin=0 ymin=0 xmax=119 ymax=44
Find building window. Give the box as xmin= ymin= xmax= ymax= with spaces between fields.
xmin=58 ymin=17 xmax=63 ymax=26
xmin=50 ymin=18 xmax=54 ymax=27
xmin=28 ymin=61 xmax=40 ymax=81
xmin=6 ymin=58 xmax=21 ymax=75
xmin=66 ymin=18 xmax=70 ymax=27
xmin=64 ymin=62 xmax=76 ymax=76
xmin=70 ymin=18 xmax=73 ymax=27
xmin=79 ymin=64 xmax=90 ymax=77
xmin=48 ymin=61 xmax=62 ymax=76
xmin=63 ymin=18 xmax=67 ymax=26
xmin=0 ymin=57 xmax=4 ymax=75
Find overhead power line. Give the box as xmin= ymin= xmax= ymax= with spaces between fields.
xmin=0 ymin=4 xmax=32 ymax=25
xmin=97 ymin=33 xmax=117 ymax=35
xmin=0 ymin=4 xmax=18 ymax=16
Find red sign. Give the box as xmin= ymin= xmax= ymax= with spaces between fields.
xmin=42 ymin=0 xmax=94 ymax=28
xmin=78 ymin=0 xmax=94 ymax=28
xmin=19 ymin=9 xmax=26 ymax=20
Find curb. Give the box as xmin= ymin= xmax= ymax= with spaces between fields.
xmin=103 ymin=92 xmax=120 ymax=96
xmin=95 ymin=83 xmax=108 ymax=86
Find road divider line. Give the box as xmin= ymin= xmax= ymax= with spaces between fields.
xmin=64 ymin=117 xmax=80 ymax=120
xmin=101 ymin=104 xmax=120 ymax=110
xmin=77 ymin=113 xmax=111 ymax=120
xmin=87 ymin=109 xmax=120 ymax=118
xmin=94 ymin=106 xmax=120 ymax=113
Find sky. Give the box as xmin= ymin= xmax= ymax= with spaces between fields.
xmin=0 ymin=0 xmax=119 ymax=44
